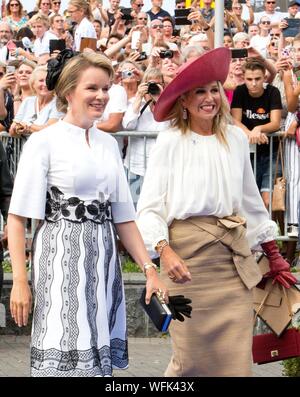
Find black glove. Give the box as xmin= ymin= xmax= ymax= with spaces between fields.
xmin=168 ymin=295 xmax=192 ymax=322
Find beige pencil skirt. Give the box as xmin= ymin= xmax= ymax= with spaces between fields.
xmin=161 ymin=216 xmax=256 ymax=377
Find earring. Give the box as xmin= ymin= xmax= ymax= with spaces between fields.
xmin=183 ymin=108 xmax=188 ymax=120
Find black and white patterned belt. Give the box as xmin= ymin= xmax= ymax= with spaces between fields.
xmin=45 ymin=186 xmax=112 ymax=224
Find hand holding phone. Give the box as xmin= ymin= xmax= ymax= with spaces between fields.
xmin=6 ymin=65 xmax=15 ymax=74
xmin=131 ymin=31 xmax=141 ymax=50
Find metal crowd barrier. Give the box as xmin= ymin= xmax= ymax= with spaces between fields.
xmin=0 ymin=130 xmax=296 ymax=243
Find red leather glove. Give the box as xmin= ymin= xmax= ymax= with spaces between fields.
xmin=261 ymin=240 xmax=297 ymax=288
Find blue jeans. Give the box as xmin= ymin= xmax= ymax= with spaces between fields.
xmin=252 ymin=150 xmax=281 ymax=192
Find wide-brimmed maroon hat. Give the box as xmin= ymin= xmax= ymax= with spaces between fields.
xmin=153 ymin=47 xmax=231 ymax=122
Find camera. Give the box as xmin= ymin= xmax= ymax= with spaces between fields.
xmin=159 ymin=50 xmax=174 ymax=59
xmin=121 ymin=8 xmax=133 ymax=21
xmin=122 ymin=70 xmax=134 ymax=79
xmin=224 ymin=0 xmax=233 ymax=11
xmin=136 ymin=51 xmax=147 ymax=62
xmin=174 ymin=8 xmax=192 ymax=25
xmin=147 ymin=82 xmax=160 ymax=96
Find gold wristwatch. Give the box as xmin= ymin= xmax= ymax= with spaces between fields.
xmin=155 ymin=239 xmax=169 ymax=256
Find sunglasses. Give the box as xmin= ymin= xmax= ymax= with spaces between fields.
xmin=266 ymin=1 xmax=276 ymax=3
xmin=10 ymin=3 xmax=20 ymax=6
xmin=270 ymin=33 xmax=280 ymax=37
xmin=52 ymin=1 xmax=61 ymax=4
xmin=136 ymin=3 xmax=144 ymax=7
xmin=138 ymin=17 xmax=147 ymax=20
xmin=261 ymin=21 xmax=271 ymax=24
xmin=151 ymin=24 xmax=163 ymax=29
xmin=176 ymin=6 xmax=185 ymax=8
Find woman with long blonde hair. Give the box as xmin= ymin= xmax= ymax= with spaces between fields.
xmin=137 ymin=47 xmax=297 ymax=376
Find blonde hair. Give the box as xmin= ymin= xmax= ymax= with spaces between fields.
xmin=29 ymin=13 xmax=50 ymax=28
xmin=68 ymin=0 xmax=93 ymax=20
xmin=55 ymin=52 xmax=114 ymax=113
xmin=169 ymin=82 xmax=231 ymax=146
xmin=18 ymin=59 xmax=37 ymax=71
xmin=142 ymin=68 xmax=163 ymax=84
xmin=29 ymin=65 xmax=48 ymax=92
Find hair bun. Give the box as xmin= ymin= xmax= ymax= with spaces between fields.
xmin=46 ymin=49 xmax=77 ymax=91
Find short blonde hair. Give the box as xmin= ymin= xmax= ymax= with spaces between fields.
xmin=55 ymin=52 xmax=114 ymax=113
xmin=169 ymin=82 xmax=231 ymax=146
xmin=29 ymin=13 xmax=50 ymax=28
xmin=29 ymin=65 xmax=48 ymax=92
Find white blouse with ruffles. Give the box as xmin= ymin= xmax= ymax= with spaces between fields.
xmin=136 ymin=125 xmax=278 ymax=257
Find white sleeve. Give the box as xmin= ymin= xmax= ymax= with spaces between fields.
xmin=110 ymin=139 xmax=136 ymax=223
xmin=136 ymin=132 xmax=170 ymax=257
xmin=239 ymin=134 xmax=278 ymax=249
xmin=9 ymin=133 xmax=49 ymax=219
xmin=81 ymin=23 xmax=97 ymax=39
xmin=48 ymin=99 xmax=64 ymax=120
xmin=122 ymin=102 xmax=139 ymax=130
xmin=14 ymin=98 xmax=27 ymax=122
xmin=110 ymin=87 xmax=128 ymax=114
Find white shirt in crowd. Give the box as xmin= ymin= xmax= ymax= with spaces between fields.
xmin=250 ymin=34 xmax=270 ymax=58
xmin=0 ymin=46 xmax=8 ymax=63
xmin=74 ymin=17 xmax=97 ymax=51
xmin=99 ymin=83 xmax=128 ymax=155
xmin=14 ymin=96 xmax=64 ymax=125
xmin=136 ymin=125 xmax=277 ymax=257
xmin=122 ymin=97 xmax=170 ymax=176
xmin=33 ymin=30 xmax=58 ymax=57
xmin=254 ymin=11 xmax=288 ymax=25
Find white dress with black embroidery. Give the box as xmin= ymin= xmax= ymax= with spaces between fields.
xmin=9 ymin=120 xmax=136 ymax=377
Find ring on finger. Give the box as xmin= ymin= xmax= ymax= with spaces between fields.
xmin=169 ymin=274 xmax=176 ymax=280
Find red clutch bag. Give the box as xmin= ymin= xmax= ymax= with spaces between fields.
xmin=253 ymin=328 xmax=300 ymax=364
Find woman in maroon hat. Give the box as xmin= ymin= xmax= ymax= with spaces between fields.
xmin=136 ymin=47 xmax=297 ymax=377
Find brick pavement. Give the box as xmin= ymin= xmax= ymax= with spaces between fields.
xmin=0 ymin=335 xmax=284 ymax=377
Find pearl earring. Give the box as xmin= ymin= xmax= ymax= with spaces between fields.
xmin=183 ymin=108 xmax=188 ymax=120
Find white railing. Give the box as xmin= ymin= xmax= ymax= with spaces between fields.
xmin=0 ymin=130 xmax=297 ymax=242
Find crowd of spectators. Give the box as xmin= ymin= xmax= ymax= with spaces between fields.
xmin=0 ymin=0 xmax=299 ymax=265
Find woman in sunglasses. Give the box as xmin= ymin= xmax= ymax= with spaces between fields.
xmin=2 ymin=0 xmax=28 ymax=33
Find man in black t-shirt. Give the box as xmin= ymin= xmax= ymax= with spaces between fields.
xmin=231 ymin=58 xmax=282 ymax=209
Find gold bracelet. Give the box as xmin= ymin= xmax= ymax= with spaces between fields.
xmin=143 ymin=262 xmax=157 ymax=274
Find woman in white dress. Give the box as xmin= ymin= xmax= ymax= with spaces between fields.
xmin=136 ymin=47 xmax=297 ymax=377
xmin=8 ymin=51 xmax=168 ymax=377
xmin=9 ymin=65 xmax=62 ymax=138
